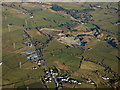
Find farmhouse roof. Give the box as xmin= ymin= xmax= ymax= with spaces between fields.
xmin=23 ymin=49 xmax=35 ymax=54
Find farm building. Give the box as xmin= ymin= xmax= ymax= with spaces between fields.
xmin=23 ymin=41 xmax=33 ymax=47
xmin=27 ymin=53 xmax=38 ymax=60
xmin=23 ymin=50 xmax=35 ymax=54
xmin=30 ymin=16 xmax=33 ymax=18
xmin=57 ymin=33 xmax=65 ymax=37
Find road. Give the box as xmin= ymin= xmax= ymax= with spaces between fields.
xmin=24 ymin=18 xmax=59 ymax=89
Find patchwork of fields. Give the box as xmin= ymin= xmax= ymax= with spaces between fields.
xmin=1 ymin=2 xmax=120 ymax=89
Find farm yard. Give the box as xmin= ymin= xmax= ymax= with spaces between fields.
xmin=1 ymin=2 xmax=120 ymax=89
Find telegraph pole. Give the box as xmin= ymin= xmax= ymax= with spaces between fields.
xmin=13 ymin=42 xmax=15 ymax=48
xmin=5 ymin=15 xmax=7 ymax=21
xmin=27 ymin=86 xmax=29 ymax=90
xmin=3 ymin=7 xmax=4 ymax=12
xmin=20 ymin=61 xmax=21 ymax=69
xmin=8 ymin=24 xmax=10 ymax=32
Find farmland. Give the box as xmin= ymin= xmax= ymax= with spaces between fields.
xmin=1 ymin=2 xmax=120 ymax=89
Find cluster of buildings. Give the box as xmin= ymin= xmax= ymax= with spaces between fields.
xmin=23 ymin=41 xmax=33 ymax=47
xmin=22 ymin=40 xmax=43 ymax=69
xmin=22 ymin=12 xmax=33 ymax=18
xmin=43 ymin=68 xmax=82 ymax=87
xmin=89 ymin=4 xmax=101 ymax=9
xmin=86 ymin=80 xmax=95 ymax=85
xmin=60 ymin=77 xmax=82 ymax=85
xmin=23 ymin=49 xmax=43 ymax=69
xmin=43 ymin=70 xmax=52 ymax=83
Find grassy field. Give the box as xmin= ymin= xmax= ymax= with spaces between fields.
xmin=83 ymin=41 xmax=118 ymax=73
xmin=84 ymin=23 xmax=96 ymax=29
xmin=2 ymin=6 xmax=29 ymax=29
xmin=2 ymin=3 xmax=45 ymax=88
xmin=43 ymin=39 xmax=84 ymax=72
xmin=32 ymin=8 xmax=73 ymax=31
xmin=88 ymin=3 xmax=118 ymax=38
xmin=51 ymin=2 xmax=118 ymax=37
xmin=21 ymin=3 xmax=73 ymax=32
xmin=2 ymin=2 xmax=119 ymax=88
xmin=50 ymin=2 xmax=91 ymax=10
xmin=70 ymin=60 xmax=117 ymax=88
xmin=2 ymin=60 xmax=44 ymax=88
xmin=63 ymin=82 xmax=95 ymax=88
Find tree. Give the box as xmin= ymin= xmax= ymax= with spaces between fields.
xmin=51 ymin=5 xmax=65 ymax=11
xmin=65 ymin=45 xmax=70 ymax=48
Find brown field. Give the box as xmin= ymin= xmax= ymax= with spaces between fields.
xmin=54 ymin=61 xmax=70 ymax=70
xmin=74 ymin=24 xmax=87 ymax=31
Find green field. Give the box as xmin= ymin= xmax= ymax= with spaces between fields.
xmin=2 ymin=2 xmax=119 ymax=89
xmin=50 ymin=2 xmax=91 ymax=10
xmin=43 ymin=39 xmax=84 ymax=71
xmin=2 ymin=4 xmax=45 ymax=88
xmin=84 ymin=23 xmax=96 ymax=29
xmin=83 ymin=41 xmax=118 ymax=73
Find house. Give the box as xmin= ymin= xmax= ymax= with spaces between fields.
xmin=87 ymin=80 xmax=95 ymax=84
xmin=27 ymin=53 xmax=38 ymax=60
xmin=0 ymin=62 xmax=2 ymax=66
xmin=23 ymin=12 xmax=30 ymax=15
xmin=23 ymin=50 xmax=35 ymax=54
xmin=50 ymin=69 xmax=53 ymax=74
xmin=23 ymin=41 xmax=28 ymax=44
xmin=73 ymin=80 xmax=77 ymax=84
xmin=45 ymin=77 xmax=47 ymax=80
xmin=30 ymin=16 xmax=33 ymax=18
xmin=102 ymin=76 xmax=110 ymax=80
xmin=57 ymin=77 xmax=63 ymax=79
xmin=87 ymin=80 xmax=90 ymax=83
xmin=46 ymin=71 xmax=49 ymax=74
xmin=45 ymin=77 xmax=52 ymax=83
xmin=24 ymin=41 xmax=33 ymax=47
xmin=96 ymin=5 xmax=101 ymax=8
xmin=61 ymin=78 xmax=67 ymax=82
xmin=57 ymin=33 xmax=65 ymax=37
xmin=32 ymin=67 xmax=37 ymax=70
xmin=49 ymin=77 xmax=52 ymax=81
xmin=8 ymin=24 xmax=13 ymax=26
xmin=116 ymin=22 xmax=120 ymax=25
xmin=90 ymin=81 xmax=95 ymax=84
xmin=38 ymin=60 xmax=41 ymax=62
xmin=52 ymin=73 xmax=58 ymax=76
xmin=38 ymin=62 xmax=41 ymax=65
xmin=49 ymin=81 xmax=52 ymax=82
xmin=28 ymin=42 xmax=33 ymax=47
xmin=66 ymin=77 xmax=70 ymax=81
xmin=38 ymin=62 xmax=41 ymax=67
xmin=38 ymin=58 xmax=43 ymax=62
xmin=33 ymin=61 xmax=37 ymax=64
xmin=78 ymin=82 xmax=81 ymax=85
xmin=71 ymin=80 xmax=74 ymax=82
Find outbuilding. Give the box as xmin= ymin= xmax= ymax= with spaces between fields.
xmin=23 ymin=50 xmax=35 ymax=54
